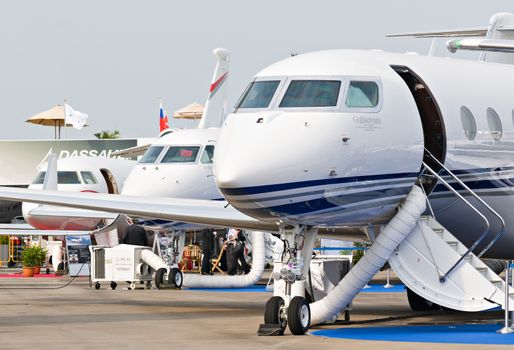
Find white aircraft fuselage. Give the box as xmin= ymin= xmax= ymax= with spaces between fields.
xmin=122 ymin=128 xmax=222 ymax=200
xmin=214 ymin=49 xmax=514 ymax=258
xmin=23 ymin=156 xmax=135 ymax=230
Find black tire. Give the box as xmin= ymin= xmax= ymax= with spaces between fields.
xmin=94 ymin=282 xmax=101 ymax=290
xmin=264 ymin=296 xmax=286 ymax=332
xmin=155 ymin=268 xmax=167 ymax=289
xmin=110 ymin=281 xmax=117 ymax=290
xmin=287 ymin=296 xmax=310 ymax=335
xmin=169 ymin=268 xmax=183 ymax=288
xmin=483 ymin=259 xmax=505 ymax=275
xmin=406 ymin=288 xmax=440 ymax=311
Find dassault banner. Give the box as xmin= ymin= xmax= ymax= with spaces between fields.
xmin=0 ymin=139 xmax=140 ymax=186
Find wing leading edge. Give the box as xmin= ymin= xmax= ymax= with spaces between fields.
xmin=0 ymin=187 xmax=279 ymax=232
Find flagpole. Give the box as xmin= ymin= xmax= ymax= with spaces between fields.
xmin=63 ymin=99 xmax=67 ymax=140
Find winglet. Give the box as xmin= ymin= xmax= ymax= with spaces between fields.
xmin=42 ymin=153 xmax=58 ymax=191
xmin=197 ymin=48 xmax=230 ymax=129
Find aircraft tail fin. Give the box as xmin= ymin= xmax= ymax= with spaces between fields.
xmin=42 ymin=153 xmax=58 ymax=191
xmin=197 ymin=48 xmax=230 ymax=129
xmin=479 ymin=12 xmax=514 ymax=63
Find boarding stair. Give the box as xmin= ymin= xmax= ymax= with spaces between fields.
xmin=389 ymin=153 xmax=511 ymax=312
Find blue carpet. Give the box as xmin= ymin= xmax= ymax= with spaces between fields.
xmin=186 ymin=285 xmax=269 ymax=292
xmin=186 ymin=284 xmax=405 ymax=293
xmin=312 ymin=324 xmax=514 ymax=344
xmin=360 ymin=284 xmax=405 ymax=293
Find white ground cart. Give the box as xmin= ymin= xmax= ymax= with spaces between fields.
xmin=90 ymin=244 xmax=182 ymax=290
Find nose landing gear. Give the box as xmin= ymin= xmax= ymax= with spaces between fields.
xmin=259 ymin=225 xmax=316 ymax=336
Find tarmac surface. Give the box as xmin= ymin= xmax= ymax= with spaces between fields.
xmin=0 ymin=270 xmax=510 ymax=350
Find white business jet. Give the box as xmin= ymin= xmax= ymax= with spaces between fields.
xmin=3 ymin=12 xmax=514 ymax=336
xmin=22 ymin=156 xmax=135 ymax=231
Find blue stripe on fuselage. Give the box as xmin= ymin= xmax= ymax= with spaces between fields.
xmin=219 ymin=172 xmax=420 ymax=196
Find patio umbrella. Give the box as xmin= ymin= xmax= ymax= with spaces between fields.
xmin=173 ymin=102 xmax=204 ymax=120
xmin=25 ymin=104 xmax=87 ymax=139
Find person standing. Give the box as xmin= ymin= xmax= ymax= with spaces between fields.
xmin=235 ymin=230 xmax=250 ymax=274
xmin=200 ymin=229 xmax=214 ymax=275
xmin=225 ymin=230 xmax=241 ymax=275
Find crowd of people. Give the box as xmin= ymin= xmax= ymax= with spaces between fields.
xmin=200 ymin=228 xmax=250 ymax=275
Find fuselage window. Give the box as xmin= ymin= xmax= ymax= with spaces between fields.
xmin=345 ymin=81 xmax=379 ymax=108
xmin=235 ymin=80 xmax=280 ymax=109
xmin=160 ymin=146 xmax=200 ymax=163
xmin=139 ymin=146 xmax=164 ymax=164
xmin=460 ymin=106 xmax=477 ymax=141
xmin=487 ymin=107 xmax=502 ymax=141
xmin=279 ymin=80 xmax=341 ymax=108
xmin=200 ymin=145 xmax=215 ymax=164
xmin=80 ymin=171 xmax=98 ymax=184
xmin=57 ymin=171 xmax=81 ymax=184
xmin=32 ymin=171 xmax=81 ymax=184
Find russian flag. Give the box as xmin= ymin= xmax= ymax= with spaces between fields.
xmin=159 ymin=101 xmax=169 ymax=132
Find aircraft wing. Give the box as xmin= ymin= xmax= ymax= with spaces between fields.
xmin=0 ymin=187 xmax=279 ymax=232
xmin=111 ymin=143 xmax=150 ymax=158
xmin=0 ymin=223 xmax=90 ymax=236
xmin=28 ymin=205 xmax=119 ymax=220
xmin=386 ymin=27 xmax=487 ymax=38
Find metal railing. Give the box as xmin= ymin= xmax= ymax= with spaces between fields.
xmin=422 ymin=163 xmax=490 ymax=282
xmin=423 ymin=149 xmax=506 ymax=259
xmin=0 ymin=236 xmax=23 ymax=267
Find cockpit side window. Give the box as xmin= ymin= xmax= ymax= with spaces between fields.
xmin=345 ymin=81 xmax=379 ymax=108
xmin=139 ymin=146 xmax=164 ymax=164
xmin=160 ymin=146 xmax=200 ymax=163
xmin=57 ymin=171 xmax=81 ymax=184
xmin=32 ymin=171 xmax=81 ymax=184
xmin=200 ymin=145 xmax=215 ymax=164
xmin=32 ymin=172 xmax=46 ymax=185
xmin=80 ymin=171 xmax=98 ymax=184
xmin=279 ymin=80 xmax=341 ymax=108
xmin=235 ymin=80 xmax=280 ymax=109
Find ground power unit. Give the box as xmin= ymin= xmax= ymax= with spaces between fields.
xmin=90 ymin=244 xmax=183 ymax=290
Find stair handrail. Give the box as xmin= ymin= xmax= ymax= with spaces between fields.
xmin=422 ymin=162 xmax=489 ymax=282
xmin=423 ymin=149 xmax=506 ymax=258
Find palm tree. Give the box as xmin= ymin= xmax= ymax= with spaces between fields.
xmin=94 ymin=130 xmax=120 ymax=139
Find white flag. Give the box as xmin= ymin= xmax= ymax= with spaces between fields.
xmin=64 ymin=103 xmax=88 ymax=130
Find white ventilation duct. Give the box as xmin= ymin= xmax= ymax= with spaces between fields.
xmin=140 ymin=249 xmax=168 ymax=270
xmin=182 ymin=230 xmax=265 ymax=288
xmin=309 ymin=186 xmax=426 ymax=325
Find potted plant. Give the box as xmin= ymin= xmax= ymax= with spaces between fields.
xmin=21 ymin=245 xmax=38 ymax=277
xmin=33 ymin=246 xmax=48 ymax=275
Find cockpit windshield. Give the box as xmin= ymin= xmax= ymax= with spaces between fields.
xmin=235 ymin=80 xmax=280 ymax=109
xmin=160 ymin=146 xmax=200 ymax=163
xmin=139 ymin=146 xmax=164 ymax=164
xmin=279 ymin=80 xmax=341 ymax=107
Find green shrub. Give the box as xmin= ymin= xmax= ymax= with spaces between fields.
xmin=21 ymin=245 xmax=45 ymax=267
xmin=0 ymin=236 xmax=9 ymax=245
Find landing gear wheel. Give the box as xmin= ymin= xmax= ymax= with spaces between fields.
xmin=287 ymin=296 xmax=310 ymax=335
xmin=264 ymin=296 xmax=286 ymax=334
xmin=169 ymin=268 xmax=183 ymax=288
xmin=145 ymin=281 xmax=152 ymax=290
xmin=129 ymin=282 xmax=136 ymax=290
xmin=94 ymin=282 xmax=101 ymax=290
xmin=110 ymin=282 xmax=117 ymax=290
xmin=406 ymin=288 xmax=440 ymax=311
xmin=154 ymin=268 xmax=167 ymax=289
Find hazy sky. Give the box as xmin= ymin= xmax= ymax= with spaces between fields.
xmin=0 ymin=1 xmax=510 ymax=140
